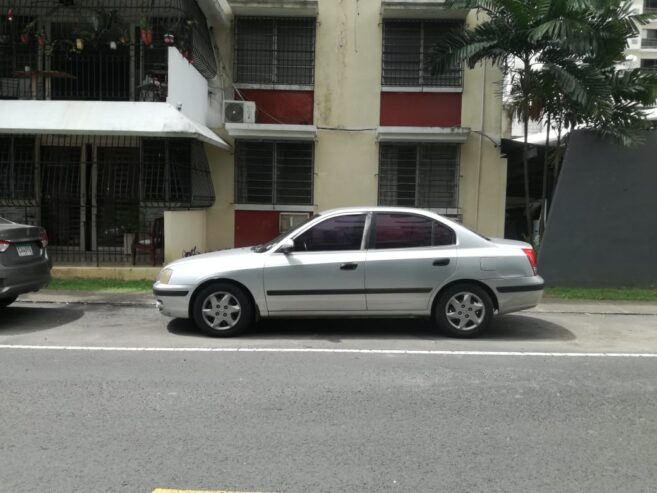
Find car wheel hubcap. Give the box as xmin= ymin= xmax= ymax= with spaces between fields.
xmin=445 ymin=292 xmax=485 ymax=331
xmin=201 ymin=291 xmax=241 ymax=330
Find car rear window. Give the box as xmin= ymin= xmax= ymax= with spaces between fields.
xmin=371 ymin=213 xmax=455 ymax=249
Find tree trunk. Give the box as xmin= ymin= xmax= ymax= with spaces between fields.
xmin=522 ymin=115 xmax=532 ymax=243
xmin=539 ymin=114 xmax=551 ymax=240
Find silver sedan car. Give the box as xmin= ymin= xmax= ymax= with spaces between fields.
xmin=153 ymin=207 xmax=544 ymax=338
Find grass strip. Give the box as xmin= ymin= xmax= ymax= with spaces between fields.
xmin=545 ymin=287 xmax=657 ymax=302
xmin=46 ymin=280 xmax=657 ymax=301
xmin=48 ymin=278 xmax=153 ymax=293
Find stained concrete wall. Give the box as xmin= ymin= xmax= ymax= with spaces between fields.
xmin=164 ymin=210 xmax=208 ymax=263
xmin=198 ymin=1 xmax=509 ymax=249
xmin=538 ymin=131 xmax=657 ymax=287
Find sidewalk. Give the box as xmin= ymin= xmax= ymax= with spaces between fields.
xmin=16 ymin=289 xmax=657 ymax=315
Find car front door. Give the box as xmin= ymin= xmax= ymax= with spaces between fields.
xmin=264 ymin=213 xmax=368 ymax=313
xmin=364 ymin=212 xmax=458 ymax=312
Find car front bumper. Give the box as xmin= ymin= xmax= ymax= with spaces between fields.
xmin=153 ymin=282 xmax=193 ymax=319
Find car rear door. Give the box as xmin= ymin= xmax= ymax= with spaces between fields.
xmin=364 ymin=212 xmax=458 ymax=312
xmin=264 ymin=213 xmax=368 ymax=312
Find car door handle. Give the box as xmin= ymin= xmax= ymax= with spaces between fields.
xmin=340 ymin=263 xmax=358 ymax=270
xmin=432 ymin=258 xmax=450 ymax=267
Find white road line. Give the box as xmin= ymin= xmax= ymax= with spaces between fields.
xmin=0 ymin=344 xmax=656 ymax=358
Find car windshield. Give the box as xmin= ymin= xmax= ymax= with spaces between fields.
xmin=251 ymin=215 xmax=319 ymax=253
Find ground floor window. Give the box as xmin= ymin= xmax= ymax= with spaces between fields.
xmin=0 ymin=134 xmax=214 ymax=266
xmin=235 ymin=141 xmax=314 ymax=206
xmin=378 ymin=143 xmax=460 ymax=211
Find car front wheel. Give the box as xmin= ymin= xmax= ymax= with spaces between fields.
xmin=0 ymin=296 xmax=18 ymax=309
xmin=191 ymin=282 xmax=254 ymax=337
xmin=434 ymin=283 xmax=493 ymax=338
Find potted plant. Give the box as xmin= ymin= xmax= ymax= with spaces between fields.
xmin=36 ymin=30 xmax=47 ymax=47
xmin=139 ymin=17 xmax=152 ymax=46
xmin=21 ymin=19 xmax=37 ymax=44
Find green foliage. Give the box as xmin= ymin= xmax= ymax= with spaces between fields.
xmin=545 ymin=287 xmax=657 ymax=301
xmin=431 ymin=0 xmax=657 ymax=237
xmin=433 ymin=0 xmax=657 ymax=145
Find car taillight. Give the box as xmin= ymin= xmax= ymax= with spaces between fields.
xmin=40 ymin=229 xmax=48 ymax=248
xmin=0 ymin=240 xmax=9 ymax=253
xmin=522 ymin=248 xmax=537 ymax=275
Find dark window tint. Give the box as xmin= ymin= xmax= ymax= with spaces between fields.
xmin=294 ymin=214 xmax=366 ymax=251
xmin=371 ymin=213 xmax=455 ymax=249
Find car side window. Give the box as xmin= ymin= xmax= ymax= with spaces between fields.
xmin=371 ymin=213 xmax=455 ymax=249
xmin=294 ymin=214 xmax=367 ymax=251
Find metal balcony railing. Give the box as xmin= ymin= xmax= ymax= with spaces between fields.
xmin=0 ymin=0 xmax=216 ymax=101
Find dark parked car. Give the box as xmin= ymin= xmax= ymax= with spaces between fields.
xmin=0 ymin=217 xmax=51 ymax=308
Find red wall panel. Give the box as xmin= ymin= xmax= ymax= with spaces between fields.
xmin=239 ymin=90 xmax=314 ymax=125
xmin=380 ymin=92 xmax=462 ymax=127
xmin=234 ymin=211 xmax=281 ymax=248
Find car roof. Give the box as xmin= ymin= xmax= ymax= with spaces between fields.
xmin=319 ymin=206 xmax=443 ymax=216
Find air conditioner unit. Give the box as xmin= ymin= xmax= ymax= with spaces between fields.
xmin=279 ymin=212 xmax=311 ymax=233
xmin=223 ymin=100 xmax=256 ymax=124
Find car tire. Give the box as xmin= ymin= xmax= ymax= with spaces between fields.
xmin=192 ymin=282 xmax=254 ymax=337
xmin=0 ymin=296 xmax=18 ymax=309
xmin=434 ymin=283 xmax=494 ymax=338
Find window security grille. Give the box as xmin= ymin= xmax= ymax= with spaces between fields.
xmin=235 ymin=141 xmax=314 ymax=205
xmin=234 ymin=17 xmax=315 ymax=85
xmin=0 ymin=0 xmax=217 ymax=101
xmin=0 ymin=136 xmax=36 ymax=204
xmin=382 ymin=20 xmax=463 ymax=88
xmin=378 ymin=143 xmax=459 ymax=210
xmin=0 ymin=134 xmax=215 ymax=266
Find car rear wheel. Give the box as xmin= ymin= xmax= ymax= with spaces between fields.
xmin=192 ymin=283 xmax=254 ymax=337
xmin=434 ymin=283 xmax=493 ymax=338
xmin=0 ymin=296 xmax=18 ymax=308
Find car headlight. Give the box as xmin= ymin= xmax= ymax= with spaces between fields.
xmin=158 ymin=268 xmax=173 ymax=284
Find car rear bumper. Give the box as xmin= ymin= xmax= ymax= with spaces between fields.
xmin=0 ymin=258 xmax=51 ymax=299
xmin=488 ymin=276 xmax=544 ymax=315
xmin=153 ymin=282 xmax=192 ymax=318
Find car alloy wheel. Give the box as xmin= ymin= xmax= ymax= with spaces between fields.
xmin=192 ymin=282 xmax=254 ymax=337
xmin=434 ymin=283 xmax=494 ymax=338
xmin=444 ymin=292 xmax=485 ymax=331
xmin=201 ymin=291 xmax=242 ymax=330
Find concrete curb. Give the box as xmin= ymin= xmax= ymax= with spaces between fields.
xmin=15 ymin=290 xmax=657 ymax=315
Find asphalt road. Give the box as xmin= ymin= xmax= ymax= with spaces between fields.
xmin=1 ymin=302 xmax=656 ymax=492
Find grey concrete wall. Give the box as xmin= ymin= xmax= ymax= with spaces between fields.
xmin=538 ymin=130 xmax=657 ymax=287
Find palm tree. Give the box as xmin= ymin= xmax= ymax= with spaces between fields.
xmin=430 ymin=0 xmax=657 ymax=240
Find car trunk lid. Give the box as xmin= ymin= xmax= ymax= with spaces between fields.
xmin=0 ymin=223 xmax=45 ymax=267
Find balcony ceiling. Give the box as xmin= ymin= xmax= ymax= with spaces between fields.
xmin=0 ymin=100 xmax=229 ymax=148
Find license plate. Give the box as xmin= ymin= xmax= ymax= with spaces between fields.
xmin=16 ymin=243 xmax=34 ymax=257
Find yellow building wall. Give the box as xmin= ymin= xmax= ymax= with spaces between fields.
xmin=163 ymin=209 xmax=207 ymax=263
xmin=458 ymin=12 xmax=508 ymax=237
xmin=196 ymin=1 xmax=509 ymax=251
xmin=205 ymin=144 xmax=235 ymax=251
xmin=313 ymin=0 xmax=382 ymax=210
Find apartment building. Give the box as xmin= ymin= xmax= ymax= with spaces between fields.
xmin=626 ymin=0 xmax=657 ymax=69
xmin=0 ymin=0 xmax=509 ymax=271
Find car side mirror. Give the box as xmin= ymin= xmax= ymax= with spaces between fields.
xmin=277 ymin=238 xmax=295 ymax=254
